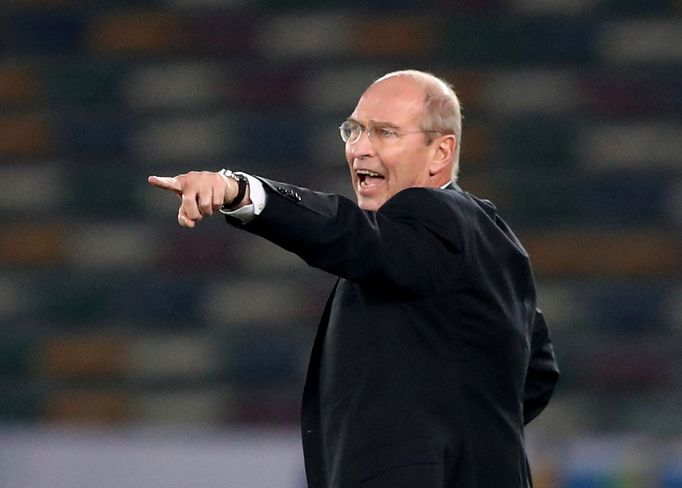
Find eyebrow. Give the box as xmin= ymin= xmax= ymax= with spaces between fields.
xmin=346 ymin=118 xmax=400 ymax=129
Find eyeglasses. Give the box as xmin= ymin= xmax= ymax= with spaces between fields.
xmin=339 ymin=120 xmax=441 ymax=145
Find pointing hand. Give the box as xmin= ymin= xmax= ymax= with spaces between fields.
xmin=148 ymin=171 xmax=235 ymax=228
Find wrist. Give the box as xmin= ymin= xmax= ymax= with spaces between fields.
xmin=219 ymin=169 xmax=249 ymax=210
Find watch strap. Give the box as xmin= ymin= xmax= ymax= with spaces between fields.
xmin=220 ymin=169 xmax=248 ymax=211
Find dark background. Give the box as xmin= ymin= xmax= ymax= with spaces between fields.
xmin=0 ymin=1 xmax=680 ymax=486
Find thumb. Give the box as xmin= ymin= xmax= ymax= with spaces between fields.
xmin=148 ymin=175 xmax=182 ymax=194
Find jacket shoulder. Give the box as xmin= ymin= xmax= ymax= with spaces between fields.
xmin=379 ymin=186 xmax=483 ymax=231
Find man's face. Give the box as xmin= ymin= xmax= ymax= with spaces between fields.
xmin=345 ymin=77 xmax=437 ymax=211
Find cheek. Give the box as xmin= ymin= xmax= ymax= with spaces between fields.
xmin=385 ymin=149 xmax=425 ymax=185
xmin=383 ymin=151 xmax=409 ymax=179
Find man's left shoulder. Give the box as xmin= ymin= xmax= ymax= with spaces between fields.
xmin=385 ymin=184 xmax=460 ymax=203
xmin=381 ymin=185 xmax=477 ymax=217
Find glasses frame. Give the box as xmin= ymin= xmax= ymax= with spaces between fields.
xmin=339 ymin=120 xmax=441 ymax=145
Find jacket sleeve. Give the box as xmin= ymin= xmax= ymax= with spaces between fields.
xmin=225 ymin=178 xmax=464 ymax=295
xmin=523 ymin=309 xmax=559 ymax=424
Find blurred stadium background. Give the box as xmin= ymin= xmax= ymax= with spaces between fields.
xmin=0 ymin=0 xmax=681 ymax=487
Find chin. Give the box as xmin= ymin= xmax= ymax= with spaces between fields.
xmin=356 ymin=197 xmax=383 ymax=212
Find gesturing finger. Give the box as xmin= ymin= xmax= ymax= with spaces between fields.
xmin=148 ymin=175 xmax=182 ymax=194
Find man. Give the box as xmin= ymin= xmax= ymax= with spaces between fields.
xmin=149 ymin=70 xmax=559 ymax=488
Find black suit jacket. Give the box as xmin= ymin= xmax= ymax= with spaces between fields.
xmin=227 ymin=179 xmax=559 ymax=488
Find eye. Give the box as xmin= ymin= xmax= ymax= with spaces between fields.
xmin=378 ymin=127 xmax=399 ymax=138
xmin=340 ymin=121 xmax=363 ymax=142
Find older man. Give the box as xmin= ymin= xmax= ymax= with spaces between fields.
xmin=149 ymin=70 xmax=559 ymax=488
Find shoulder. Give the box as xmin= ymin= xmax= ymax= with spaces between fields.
xmin=379 ymin=185 xmax=482 ymax=224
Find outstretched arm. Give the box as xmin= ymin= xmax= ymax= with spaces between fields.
xmin=148 ymin=171 xmax=250 ymax=228
xmin=150 ymin=171 xmax=464 ymax=294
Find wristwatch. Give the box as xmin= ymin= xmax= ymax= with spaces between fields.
xmin=220 ymin=169 xmax=249 ymax=211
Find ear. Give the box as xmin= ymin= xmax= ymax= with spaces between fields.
xmin=428 ymin=135 xmax=456 ymax=176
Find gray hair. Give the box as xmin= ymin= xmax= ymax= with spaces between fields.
xmin=373 ymin=70 xmax=463 ymax=183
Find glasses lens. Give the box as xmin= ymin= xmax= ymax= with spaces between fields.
xmin=339 ymin=123 xmax=349 ymax=142
xmin=339 ymin=122 xmax=353 ymax=143
xmin=339 ymin=121 xmax=361 ymax=143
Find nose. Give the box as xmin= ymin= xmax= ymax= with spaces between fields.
xmin=347 ymin=128 xmax=374 ymax=159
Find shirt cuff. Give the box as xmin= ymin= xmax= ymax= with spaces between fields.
xmin=219 ymin=172 xmax=266 ymax=223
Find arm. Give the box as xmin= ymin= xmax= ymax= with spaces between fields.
xmin=148 ymin=170 xmax=463 ymax=294
xmin=523 ymin=309 xmax=559 ymax=425
xmin=232 ymin=178 xmax=464 ymax=295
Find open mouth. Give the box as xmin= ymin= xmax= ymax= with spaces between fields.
xmin=356 ymin=169 xmax=385 ymax=188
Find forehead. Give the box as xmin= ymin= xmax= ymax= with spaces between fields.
xmin=350 ymin=77 xmax=426 ymax=125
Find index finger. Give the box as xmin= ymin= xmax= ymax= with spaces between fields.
xmin=148 ymin=175 xmax=182 ymax=194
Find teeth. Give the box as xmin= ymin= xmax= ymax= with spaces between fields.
xmin=356 ymin=169 xmax=382 ymax=177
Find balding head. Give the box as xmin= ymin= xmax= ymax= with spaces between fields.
xmin=373 ymin=70 xmax=462 ymax=182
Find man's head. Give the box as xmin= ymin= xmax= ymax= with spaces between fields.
xmin=342 ymin=70 xmax=462 ymax=211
